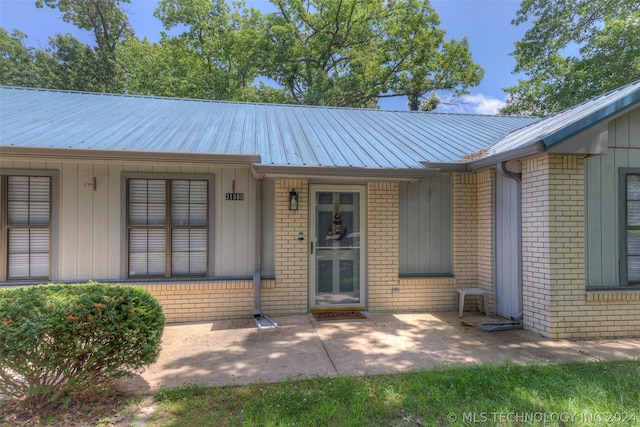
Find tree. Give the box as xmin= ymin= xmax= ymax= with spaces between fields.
xmin=36 ymin=0 xmax=133 ymax=92
xmin=153 ymin=0 xmax=273 ymax=101
xmin=0 ymin=29 xmax=42 ymax=87
xmin=46 ymin=34 xmax=104 ymax=91
xmin=501 ymin=0 xmax=640 ymax=116
xmin=262 ymin=0 xmax=483 ymax=108
xmin=0 ymin=28 xmax=106 ymax=91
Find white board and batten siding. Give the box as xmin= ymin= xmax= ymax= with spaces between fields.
xmin=0 ymin=158 xmax=262 ymax=282
xmin=586 ymin=107 xmax=640 ymax=286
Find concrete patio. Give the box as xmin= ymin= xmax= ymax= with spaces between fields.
xmin=120 ymin=311 xmax=640 ymax=393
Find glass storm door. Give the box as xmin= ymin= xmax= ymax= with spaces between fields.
xmin=310 ymin=186 xmax=365 ymax=308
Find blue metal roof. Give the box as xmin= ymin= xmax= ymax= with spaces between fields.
xmin=489 ymin=80 xmax=640 ymax=156
xmin=0 ymin=86 xmax=539 ymax=169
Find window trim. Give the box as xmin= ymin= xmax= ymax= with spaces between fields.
xmin=121 ymin=173 xmax=215 ymax=279
xmin=0 ymin=169 xmax=59 ymax=282
xmin=619 ymin=168 xmax=640 ymax=287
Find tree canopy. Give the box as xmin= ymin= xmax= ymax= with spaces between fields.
xmin=35 ymin=0 xmax=133 ymax=92
xmin=1 ymin=0 xmax=483 ymax=110
xmin=501 ymin=0 xmax=640 ymax=116
xmin=260 ymin=0 xmax=483 ymax=108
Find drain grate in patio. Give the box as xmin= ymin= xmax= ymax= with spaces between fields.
xmin=312 ymin=311 xmax=367 ymax=321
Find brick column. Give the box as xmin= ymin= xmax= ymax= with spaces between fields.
xmin=263 ymin=179 xmax=309 ymax=315
xmin=367 ymin=181 xmax=400 ymax=310
xmin=476 ymin=169 xmax=495 ymax=314
xmin=453 ymin=173 xmax=478 ymax=287
xmin=521 ymin=154 xmax=585 ymax=338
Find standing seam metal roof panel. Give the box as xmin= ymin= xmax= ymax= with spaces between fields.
xmin=330 ymin=109 xmax=404 ymax=169
xmin=0 ymin=86 xmax=542 ymax=168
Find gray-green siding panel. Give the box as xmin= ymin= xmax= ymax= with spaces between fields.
xmin=399 ymin=175 xmax=452 ymax=275
xmin=586 ymin=108 xmax=640 ymax=287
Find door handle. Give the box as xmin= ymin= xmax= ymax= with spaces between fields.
xmin=310 ymin=241 xmax=314 ymax=254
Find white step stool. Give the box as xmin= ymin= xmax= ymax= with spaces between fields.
xmin=457 ymin=288 xmax=489 ymax=318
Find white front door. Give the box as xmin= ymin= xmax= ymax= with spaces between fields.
xmin=309 ymin=185 xmax=366 ymax=308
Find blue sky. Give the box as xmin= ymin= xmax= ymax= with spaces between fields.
xmin=0 ymin=0 xmax=528 ymax=114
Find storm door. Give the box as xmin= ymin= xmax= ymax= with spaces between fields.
xmin=309 ymin=186 xmax=365 ymax=308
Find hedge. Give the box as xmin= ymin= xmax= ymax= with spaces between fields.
xmin=0 ymin=282 xmax=165 ymax=409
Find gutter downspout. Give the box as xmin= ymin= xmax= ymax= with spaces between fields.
xmin=253 ymin=178 xmax=262 ymax=317
xmin=496 ymin=160 xmax=521 ymax=182
xmin=253 ymin=179 xmax=278 ymax=330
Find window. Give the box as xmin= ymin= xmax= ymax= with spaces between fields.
xmin=0 ymin=175 xmax=52 ymax=281
xmin=622 ymin=171 xmax=640 ymax=286
xmin=126 ymin=177 xmax=210 ymax=278
xmin=399 ymin=175 xmax=453 ymax=276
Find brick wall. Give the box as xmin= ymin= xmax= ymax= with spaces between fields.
xmin=367 ymin=181 xmax=401 ymax=310
xmin=366 ymin=181 xmax=462 ymax=312
xmin=453 ymin=173 xmax=478 ymax=288
xmin=546 ymin=155 xmax=587 ymax=338
xmin=132 ymin=279 xmax=274 ymax=323
xmin=521 ymin=155 xmax=554 ymax=336
xmin=374 ymin=172 xmax=492 ymax=314
xmin=521 ymin=153 xmax=640 ymax=338
xmin=264 ymin=179 xmax=309 ymax=315
xmin=129 ymin=156 xmax=640 ymax=338
xmin=452 ymin=172 xmax=489 ymax=314
xmin=476 ymin=169 xmax=495 ymax=314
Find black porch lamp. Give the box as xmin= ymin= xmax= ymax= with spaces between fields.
xmin=289 ymin=189 xmax=299 ymax=211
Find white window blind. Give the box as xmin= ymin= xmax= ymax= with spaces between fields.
xmin=3 ymin=176 xmax=51 ymax=279
xmin=626 ymin=174 xmax=640 ymax=284
xmin=127 ymin=178 xmax=208 ymax=277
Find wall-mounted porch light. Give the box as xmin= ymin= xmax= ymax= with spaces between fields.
xmin=289 ymin=189 xmax=299 ymax=211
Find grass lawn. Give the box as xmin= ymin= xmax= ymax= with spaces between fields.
xmin=144 ymin=360 xmax=640 ymax=426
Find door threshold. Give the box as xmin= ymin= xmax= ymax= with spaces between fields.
xmin=310 ymin=306 xmax=365 ymax=312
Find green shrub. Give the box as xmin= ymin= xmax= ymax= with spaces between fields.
xmin=0 ymin=282 xmax=165 ymax=409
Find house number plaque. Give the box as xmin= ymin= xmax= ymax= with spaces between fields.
xmin=225 ymin=193 xmax=244 ymax=201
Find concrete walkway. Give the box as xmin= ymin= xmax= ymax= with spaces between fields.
xmin=120 ymin=312 xmax=640 ymax=393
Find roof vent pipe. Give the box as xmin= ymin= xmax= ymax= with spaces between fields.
xmin=497 ymin=160 xmax=521 ymax=182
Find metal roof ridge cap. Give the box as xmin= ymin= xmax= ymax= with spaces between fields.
xmin=0 ymin=146 xmax=261 ymax=164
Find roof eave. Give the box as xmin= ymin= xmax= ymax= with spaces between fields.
xmin=420 ymin=140 xmax=547 ymax=172
xmin=0 ymin=146 xmax=261 ymax=165
xmin=543 ymin=88 xmax=640 ymax=149
xmin=419 ymin=161 xmax=470 ymax=172
xmin=251 ymin=164 xmax=439 ymax=180
xmin=469 ymin=140 xmax=547 ymax=170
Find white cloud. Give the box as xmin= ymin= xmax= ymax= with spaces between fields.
xmin=437 ymin=93 xmax=506 ymax=115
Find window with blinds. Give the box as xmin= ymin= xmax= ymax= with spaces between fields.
xmin=1 ymin=175 xmax=52 ymax=280
xmin=127 ymin=178 xmax=208 ymax=277
xmin=625 ymin=173 xmax=640 ymax=285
